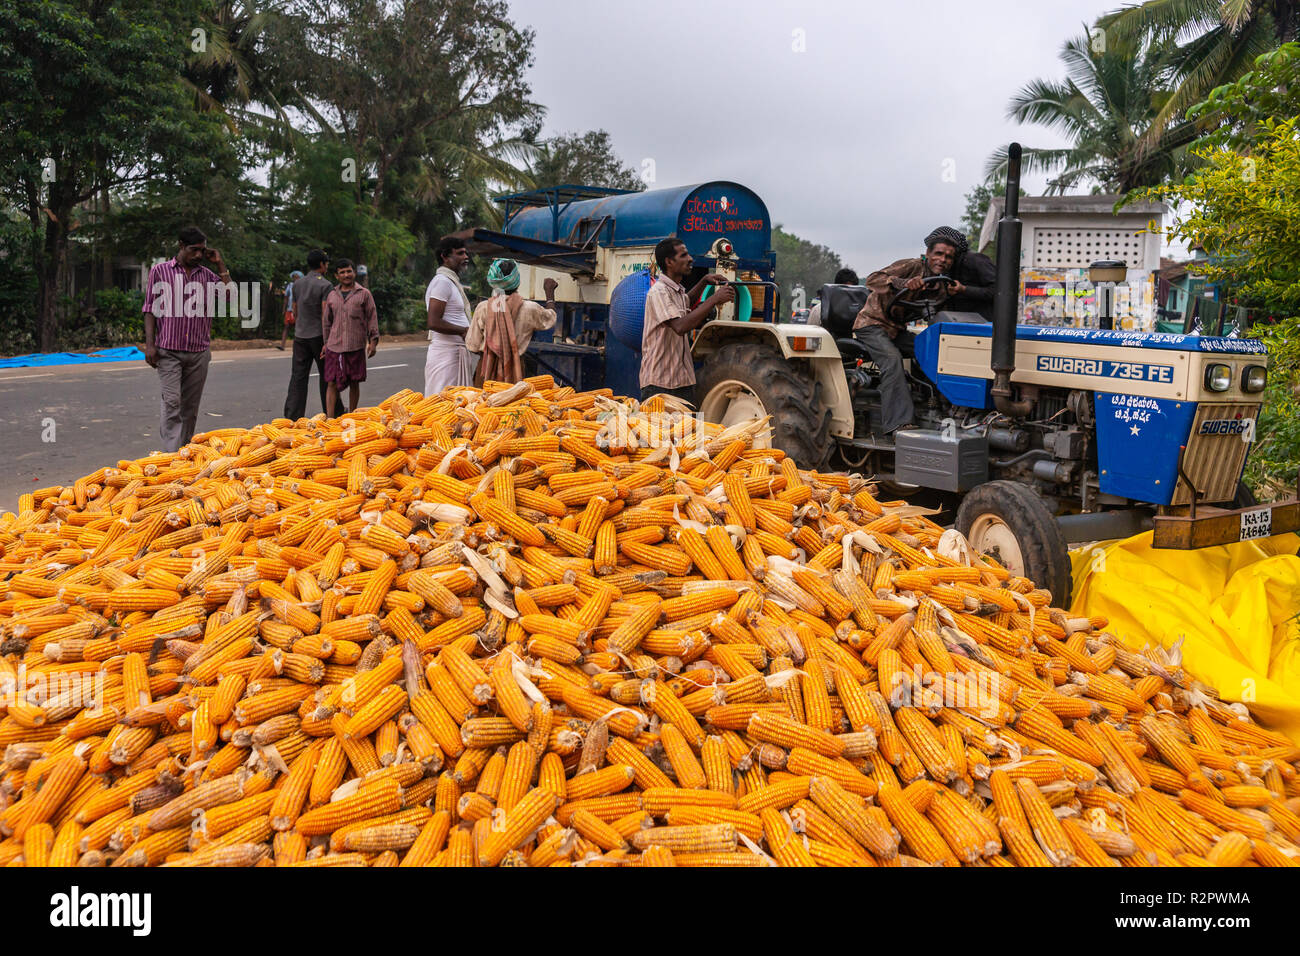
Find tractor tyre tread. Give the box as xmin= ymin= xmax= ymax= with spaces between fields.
xmin=697 ymin=341 xmax=833 ymax=470
xmin=955 ymin=480 xmax=1072 ymax=606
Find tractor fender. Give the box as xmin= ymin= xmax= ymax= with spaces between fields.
xmin=693 ymin=321 xmax=853 ymax=438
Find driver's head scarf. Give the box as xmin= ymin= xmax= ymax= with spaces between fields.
xmin=924 ymin=226 xmax=968 ymax=255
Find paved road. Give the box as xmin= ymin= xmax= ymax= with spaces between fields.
xmin=0 ymin=343 xmax=430 ymax=512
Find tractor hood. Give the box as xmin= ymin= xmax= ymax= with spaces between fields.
xmin=915 ymin=322 xmax=1268 ymax=409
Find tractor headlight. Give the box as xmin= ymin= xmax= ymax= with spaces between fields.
xmin=1204 ymin=363 xmax=1232 ymax=392
xmin=1242 ymin=364 xmax=1267 ymax=392
xmin=785 ymin=336 xmax=820 ymax=352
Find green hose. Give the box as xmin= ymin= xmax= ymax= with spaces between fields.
xmin=702 ymin=283 xmax=753 ymax=322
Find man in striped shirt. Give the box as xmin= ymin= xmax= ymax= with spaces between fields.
xmin=639 ymin=237 xmax=733 ymax=404
xmin=142 ymin=226 xmax=229 ymax=452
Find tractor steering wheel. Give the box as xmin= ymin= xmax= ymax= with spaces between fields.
xmin=891 ymin=274 xmax=954 ymax=319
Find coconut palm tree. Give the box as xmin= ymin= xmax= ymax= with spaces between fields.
xmin=527 ymin=131 xmax=646 ymax=193
xmin=985 ymin=32 xmax=1201 ymax=194
xmin=182 ymin=0 xmax=307 ymax=137
xmin=1098 ymin=0 xmax=1297 ymax=152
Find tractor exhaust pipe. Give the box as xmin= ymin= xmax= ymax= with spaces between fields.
xmin=991 ymin=143 xmax=1032 ymax=418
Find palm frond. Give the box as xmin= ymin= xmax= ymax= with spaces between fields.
xmin=1006 ymin=78 xmax=1095 ymax=138
xmin=1098 ymin=0 xmax=1223 ymax=44
xmin=1134 ymin=19 xmax=1275 ymax=154
xmin=1218 ymin=0 xmax=1260 ymax=31
xmin=984 ymin=145 xmax=1079 ymax=181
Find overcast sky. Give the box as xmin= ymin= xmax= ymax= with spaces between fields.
xmin=507 ymin=0 xmax=1126 ymax=273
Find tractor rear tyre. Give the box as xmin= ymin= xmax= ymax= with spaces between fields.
xmin=956 ymin=480 xmax=1073 ymax=606
xmin=696 ymin=342 xmax=833 ymax=469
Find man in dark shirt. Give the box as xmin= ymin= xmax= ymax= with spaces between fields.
xmin=283 ymin=249 xmax=344 ymax=419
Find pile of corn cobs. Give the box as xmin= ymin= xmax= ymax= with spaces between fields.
xmin=0 ymin=378 xmax=1297 ymax=867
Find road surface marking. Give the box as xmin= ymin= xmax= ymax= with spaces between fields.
xmin=309 ymin=363 xmax=408 ymax=378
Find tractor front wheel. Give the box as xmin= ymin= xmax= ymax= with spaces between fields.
xmin=956 ymin=480 xmax=1073 ymax=606
xmin=696 ymin=342 xmax=833 ymax=470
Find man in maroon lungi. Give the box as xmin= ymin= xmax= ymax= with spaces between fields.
xmin=320 ymin=258 xmax=379 ymax=414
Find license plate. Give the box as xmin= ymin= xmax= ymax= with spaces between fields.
xmin=1240 ymin=507 xmax=1272 ymax=541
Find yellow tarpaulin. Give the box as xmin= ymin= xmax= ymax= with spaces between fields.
xmin=1070 ymin=532 xmax=1300 ymax=743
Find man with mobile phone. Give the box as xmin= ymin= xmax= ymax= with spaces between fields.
xmin=141 ymin=226 xmax=229 ymax=452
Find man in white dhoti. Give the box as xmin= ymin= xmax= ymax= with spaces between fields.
xmin=424 ymin=235 xmax=473 ymax=397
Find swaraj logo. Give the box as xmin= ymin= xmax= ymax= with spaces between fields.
xmin=1038 ymin=356 xmax=1102 ymax=376
xmin=1198 ymin=411 xmax=1255 ymax=436
xmin=49 ymin=886 xmax=151 ymax=936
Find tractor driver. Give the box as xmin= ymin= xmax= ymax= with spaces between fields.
xmin=853 ymin=227 xmax=965 ymax=437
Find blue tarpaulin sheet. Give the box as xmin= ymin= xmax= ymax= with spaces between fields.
xmin=0 ymin=347 xmax=144 ymax=369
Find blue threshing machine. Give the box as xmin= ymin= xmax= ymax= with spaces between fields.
xmin=469 ymin=181 xmax=777 ymax=399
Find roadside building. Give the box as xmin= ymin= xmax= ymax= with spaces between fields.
xmin=979 ymin=195 xmax=1167 ymax=331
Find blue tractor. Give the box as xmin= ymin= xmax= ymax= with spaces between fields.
xmin=470 ymin=146 xmax=1297 ymax=603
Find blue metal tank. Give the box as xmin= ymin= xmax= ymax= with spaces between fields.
xmin=604 ymin=270 xmax=654 ymax=398
xmin=504 ymin=182 xmax=773 ymax=269
xmin=608 ymin=270 xmax=654 ymax=352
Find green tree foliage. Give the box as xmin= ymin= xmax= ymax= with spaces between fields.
xmin=1135 ymin=44 xmax=1300 ymax=493
xmin=0 ymin=217 xmax=38 ymax=354
xmin=528 ymin=130 xmax=646 ymax=192
xmin=1187 ymin=43 xmax=1300 ymax=149
xmin=281 ymin=136 xmax=415 ymax=269
xmin=0 ymin=0 xmax=224 ymax=350
xmin=183 ymin=1 xmax=297 ymax=123
xmin=986 ymin=32 xmax=1200 ymax=194
xmin=1138 ymin=120 xmax=1300 ymax=313
xmin=772 ymin=226 xmax=848 ymax=318
xmin=287 ymin=0 xmax=543 ymax=239
xmin=1098 ymin=0 xmax=1295 ymax=154
xmin=1244 ymin=317 xmax=1300 ymax=496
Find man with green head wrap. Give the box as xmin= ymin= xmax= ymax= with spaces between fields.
xmin=466 ymin=258 xmax=558 ymax=386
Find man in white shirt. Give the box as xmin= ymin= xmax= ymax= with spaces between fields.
xmin=424 ymin=236 xmax=473 ymax=396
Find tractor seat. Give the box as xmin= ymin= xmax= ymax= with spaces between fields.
xmin=836 ymin=338 xmax=871 ymax=361
xmin=818 ymin=284 xmax=870 ymax=340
